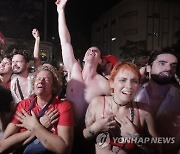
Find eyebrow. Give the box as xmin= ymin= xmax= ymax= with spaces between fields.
xmin=158 ymin=60 xmax=178 ymax=64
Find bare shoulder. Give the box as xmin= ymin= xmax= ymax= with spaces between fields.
xmin=90 ymin=96 xmax=105 ymax=108
xmin=85 ymin=96 xmax=105 ymax=126
xmin=95 ymin=74 xmax=110 ymax=94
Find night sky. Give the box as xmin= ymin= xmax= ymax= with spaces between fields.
xmin=47 ymin=0 xmax=120 ymax=43
xmin=0 ymin=0 xmax=120 ymax=49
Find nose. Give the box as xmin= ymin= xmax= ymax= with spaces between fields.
xmin=39 ymin=78 xmax=45 ymax=83
xmin=165 ymin=64 xmax=171 ymax=71
xmin=125 ymin=80 xmax=132 ymax=89
xmin=0 ymin=63 xmax=4 ymax=67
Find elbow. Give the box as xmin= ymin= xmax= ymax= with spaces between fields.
xmin=54 ymin=144 xmax=71 ymax=154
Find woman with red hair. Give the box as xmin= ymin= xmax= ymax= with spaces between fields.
xmin=83 ymin=62 xmax=162 ymax=154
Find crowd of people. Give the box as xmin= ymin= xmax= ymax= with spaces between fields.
xmin=0 ymin=0 xmax=179 ymax=153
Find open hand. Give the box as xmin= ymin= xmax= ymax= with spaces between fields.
xmin=40 ymin=108 xmax=59 ymax=128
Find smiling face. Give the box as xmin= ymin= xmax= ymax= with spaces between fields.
xmin=83 ymin=47 xmax=101 ymax=64
xmin=34 ymin=70 xmax=53 ymax=97
xmin=12 ymin=54 xmax=28 ymax=74
xmin=110 ymin=62 xmax=140 ymax=104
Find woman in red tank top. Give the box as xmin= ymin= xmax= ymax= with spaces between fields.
xmin=83 ymin=62 xmax=162 ymax=154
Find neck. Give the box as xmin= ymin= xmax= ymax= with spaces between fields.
xmin=17 ymin=69 xmax=29 ymax=78
xmin=82 ymin=63 xmax=98 ymax=80
xmin=37 ymin=94 xmax=52 ymax=108
xmin=1 ymin=73 xmax=11 ymax=84
xmin=112 ymin=95 xmax=130 ymax=108
xmin=148 ymin=80 xmax=170 ymax=97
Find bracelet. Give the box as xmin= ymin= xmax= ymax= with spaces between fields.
xmin=87 ymin=127 xmax=95 ymax=136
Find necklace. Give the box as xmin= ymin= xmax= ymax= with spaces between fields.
xmin=129 ymin=102 xmax=134 ymax=122
xmin=112 ymin=95 xmax=130 ymax=106
xmin=111 ymin=96 xmax=134 ymax=122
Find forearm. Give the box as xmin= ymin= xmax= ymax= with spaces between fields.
xmin=32 ymin=123 xmax=69 ymax=153
xmin=33 ymin=37 xmax=41 ymax=67
xmin=83 ymin=122 xmax=101 ymax=139
xmin=58 ymin=8 xmax=71 ymax=45
xmin=0 ymin=130 xmax=31 ymax=153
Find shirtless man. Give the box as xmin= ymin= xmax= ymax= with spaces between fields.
xmin=56 ymin=0 xmax=110 ymax=124
xmin=134 ymin=48 xmax=180 ymax=154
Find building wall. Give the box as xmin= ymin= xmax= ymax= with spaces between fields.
xmin=2 ymin=38 xmax=53 ymax=62
xmin=91 ymin=0 xmax=180 ymax=59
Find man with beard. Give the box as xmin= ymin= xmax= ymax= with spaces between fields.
xmin=11 ymin=50 xmax=35 ymax=104
xmin=10 ymin=29 xmax=41 ymax=104
xmin=0 ymin=55 xmax=13 ymax=89
xmin=134 ymin=48 xmax=180 ymax=154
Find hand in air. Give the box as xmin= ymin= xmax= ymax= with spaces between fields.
xmin=32 ymin=28 xmax=40 ymax=39
xmin=56 ymin=0 xmax=68 ymax=11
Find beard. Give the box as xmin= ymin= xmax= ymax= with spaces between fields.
xmin=151 ymin=73 xmax=174 ymax=85
xmin=13 ymin=71 xmax=22 ymax=74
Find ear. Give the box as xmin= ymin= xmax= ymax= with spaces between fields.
xmin=109 ymin=80 xmax=114 ymax=93
xmin=98 ymin=58 xmax=102 ymax=64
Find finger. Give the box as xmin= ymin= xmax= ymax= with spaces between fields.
xmin=114 ymin=117 xmax=123 ymax=125
xmin=16 ymin=111 xmax=25 ymax=119
xmin=49 ymin=109 xmax=58 ymax=117
xmin=108 ymin=125 xmax=116 ymax=130
xmin=15 ymin=115 xmax=23 ymax=122
xmin=50 ymin=115 xmax=59 ymax=121
xmin=50 ymin=111 xmax=59 ymax=120
xmin=45 ymin=108 xmax=54 ymax=115
xmin=51 ymin=118 xmax=59 ymax=125
xmin=21 ymin=109 xmax=29 ymax=117
xmin=31 ymin=110 xmax=36 ymax=117
xmin=109 ymin=120 xmax=116 ymax=126
xmin=15 ymin=124 xmax=23 ymax=128
xmin=125 ymin=116 xmax=133 ymax=125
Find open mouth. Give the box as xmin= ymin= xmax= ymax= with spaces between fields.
xmin=121 ymin=90 xmax=132 ymax=96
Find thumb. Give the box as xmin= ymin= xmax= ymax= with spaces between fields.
xmin=31 ymin=110 xmax=36 ymax=117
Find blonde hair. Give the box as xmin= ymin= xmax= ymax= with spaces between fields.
xmin=32 ymin=65 xmax=62 ymax=96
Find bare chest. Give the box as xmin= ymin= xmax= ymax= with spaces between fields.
xmin=16 ymin=79 xmax=29 ymax=99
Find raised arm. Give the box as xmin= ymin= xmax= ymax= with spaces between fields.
xmin=56 ymin=0 xmax=77 ymax=72
xmin=32 ymin=28 xmax=41 ymax=68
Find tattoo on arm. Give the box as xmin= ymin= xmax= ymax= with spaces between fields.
xmin=85 ymin=104 xmax=93 ymax=127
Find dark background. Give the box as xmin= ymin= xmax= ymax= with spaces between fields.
xmin=47 ymin=0 xmax=120 ymax=43
xmin=0 ymin=0 xmax=120 ymax=43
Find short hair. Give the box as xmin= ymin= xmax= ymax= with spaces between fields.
xmin=32 ymin=65 xmax=62 ymax=96
xmin=1 ymin=54 xmax=12 ymax=63
xmin=148 ymin=48 xmax=179 ymax=65
xmin=11 ymin=49 xmax=31 ymax=63
xmin=109 ymin=62 xmax=141 ymax=83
